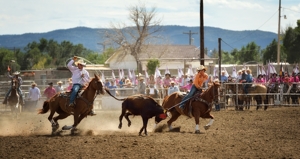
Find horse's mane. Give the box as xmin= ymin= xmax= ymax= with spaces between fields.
xmin=81 ymin=77 xmax=100 ymax=96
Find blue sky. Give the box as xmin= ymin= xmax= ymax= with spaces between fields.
xmin=0 ymin=0 xmax=299 ymax=35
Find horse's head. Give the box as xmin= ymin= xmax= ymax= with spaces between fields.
xmin=206 ymin=81 xmax=220 ymax=104
xmin=11 ymin=78 xmax=19 ymax=89
xmin=91 ymin=74 xmax=105 ymax=95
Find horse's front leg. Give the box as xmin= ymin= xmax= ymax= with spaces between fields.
xmin=204 ymin=114 xmax=215 ymax=130
xmin=167 ymin=109 xmax=180 ymax=131
xmin=193 ymin=110 xmax=201 ymax=134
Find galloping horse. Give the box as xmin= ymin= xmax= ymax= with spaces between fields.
xmin=38 ymin=75 xmax=104 ymax=135
xmin=7 ymin=78 xmax=21 ymax=117
xmin=162 ymin=82 xmax=220 ymax=134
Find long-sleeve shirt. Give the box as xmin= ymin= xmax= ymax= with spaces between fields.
xmin=255 ymin=78 xmax=265 ymax=84
xmin=67 ymin=60 xmax=90 ymax=86
xmin=44 ymin=87 xmax=56 ymax=99
xmin=194 ymin=72 xmax=208 ymax=90
xmin=168 ymin=86 xmax=179 ymax=95
xmin=29 ymin=87 xmax=41 ymax=101
xmin=7 ymin=72 xmax=22 ymax=87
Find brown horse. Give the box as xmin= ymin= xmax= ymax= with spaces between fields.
xmin=38 ymin=74 xmax=104 ymax=135
xmin=227 ymin=83 xmax=268 ymax=110
xmin=7 ymin=79 xmax=21 ymax=117
xmin=162 ymin=82 xmax=220 ymax=134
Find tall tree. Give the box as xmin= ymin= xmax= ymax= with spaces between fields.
xmin=103 ymin=2 xmax=163 ymax=73
xmin=282 ymin=21 xmax=300 ymax=63
xmin=262 ymin=39 xmax=279 ymax=64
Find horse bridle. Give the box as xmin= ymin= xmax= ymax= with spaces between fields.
xmin=195 ymin=83 xmax=219 ymax=106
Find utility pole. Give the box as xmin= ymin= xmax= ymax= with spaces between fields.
xmin=183 ymin=30 xmax=198 ymax=45
xmin=218 ymin=38 xmax=222 ymax=81
xmin=277 ymin=0 xmax=281 ymax=65
xmin=200 ymin=0 xmax=204 ymax=65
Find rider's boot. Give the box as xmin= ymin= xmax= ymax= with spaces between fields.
xmin=2 ymin=97 xmax=8 ymax=104
xmin=89 ymin=109 xmax=96 ymax=116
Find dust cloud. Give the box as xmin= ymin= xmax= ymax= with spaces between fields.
xmin=0 ymin=109 xmax=158 ymax=136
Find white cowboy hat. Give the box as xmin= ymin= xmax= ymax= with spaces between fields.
xmin=213 ymin=79 xmax=220 ymax=83
xmin=197 ymin=65 xmax=206 ymax=71
xmin=57 ymin=81 xmax=63 ymax=84
xmin=75 ymin=59 xmax=86 ymax=66
xmin=31 ymin=82 xmax=37 ymax=86
xmin=13 ymin=71 xmax=20 ymax=75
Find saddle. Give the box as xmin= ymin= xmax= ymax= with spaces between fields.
xmin=59 ymin=88 xmax=85 ymax=99
xmin=180 ymin=91 xmax=203 ymax=117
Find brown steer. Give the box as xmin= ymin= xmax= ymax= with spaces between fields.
xmin=105 ymin=89 xmax=167 ymax=136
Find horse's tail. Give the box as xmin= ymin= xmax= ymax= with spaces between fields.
xmin=37 ymin=101 xmax=50 ymax=114
xmin=104 ymin=88 xmax=125 ymax=101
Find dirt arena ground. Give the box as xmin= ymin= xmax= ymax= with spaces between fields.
xmin=0 ymin=106 xmax=300 ymax=159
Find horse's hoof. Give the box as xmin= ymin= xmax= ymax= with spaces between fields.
xmin=195 ymin=130 xmax=201 ymax=134
xmin=128 ymin=123 xmax=131 ymax=127
xmin=52 ymin=124 xmax=59 ymax=132
xmin=204 ymin=125 xmax=210 ymax=130
xmin=118 ymin=124 xmax=122 ymax=129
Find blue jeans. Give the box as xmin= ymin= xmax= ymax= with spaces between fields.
xmin=215 ymin=104 xmax=220 ymax=111
xmin=179 ymin=85 xmax=201 ymax=108
xmin=244 ymin=84 xmax=250 ymax=94
xmin=70 ymin=84 xmax=82 ymax=104
xmin=5 ymin=87 xmax=24 ymax=103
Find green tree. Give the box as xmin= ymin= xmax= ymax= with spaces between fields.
xmin=146 ymin=59 xmax=160 ymax=75
xmin=282 ymin=21 xmax=300 ymax=63
xmin=262 ymin=39 xmax=278 ymax=64
xmin=236 ymin=41 xmax=261 ymax=64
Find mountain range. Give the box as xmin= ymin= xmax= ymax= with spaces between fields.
xmin=0 ymin=25 xmax=277 ymax=53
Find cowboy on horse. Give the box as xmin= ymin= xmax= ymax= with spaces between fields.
xmin=3 ymin=71 xmax=25 ymax=105
xmin=179 ymin=65 xmax=208 ymax=109
xmin=67 ymin=56 xmax=95 ymax=116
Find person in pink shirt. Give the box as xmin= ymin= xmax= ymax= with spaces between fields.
xmin=255 ymin=74 xmax=265 ymax=84
xmin=289 ymin=72 xmax=299 ymax=83
xmin=181 ymin=79 xmax=193 ymax=92
xmin=44 ymin=82 xmax=56 ymax=100
xmin=65 ymin=79 xmax=73 ymax=92
xmin=163 ymin=73 xmax=172 ymax=88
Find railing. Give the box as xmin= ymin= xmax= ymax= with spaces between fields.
xmin=220 ymin=82 xmax=300 ymax=109
xmin=1 ymin=82 xmax=300 ymax=112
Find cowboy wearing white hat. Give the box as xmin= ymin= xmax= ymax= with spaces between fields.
xmin=179 ymin=65 xmax=208 ymax=110
xmin=67 ymin=56 xmax=95 ymax=115
xmin=55 ymin=81 xmax=64 ymax=93
xmin=3 ymin=70 xmax=25 ymax=105
xmin=28 ymin=82 xmax=41 ymax=109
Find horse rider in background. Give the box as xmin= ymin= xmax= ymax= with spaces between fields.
xmin=3 ymin=70 xmax=25 ymax=105
xmin=241 ymin=69 xmax=253 ymax=94
xmin=179 ymin=65 xmax=208 ymax=109
xmin=67 ymin=56 xmax=95 ymax=116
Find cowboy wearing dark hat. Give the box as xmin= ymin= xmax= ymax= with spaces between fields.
xmin=3 ymin=71 xmax=24 ymax=105
xmin=44 ymin=82 xmax=56 ymax=100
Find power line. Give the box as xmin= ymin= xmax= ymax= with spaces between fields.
xmin=221 ymin=39 xmax=260 ymax=53
xmin=228 ymin=10 xmax=279 ymax=45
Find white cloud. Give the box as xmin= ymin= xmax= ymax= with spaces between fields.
xmin=0 ymin=0 xmax=299 ymax=34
